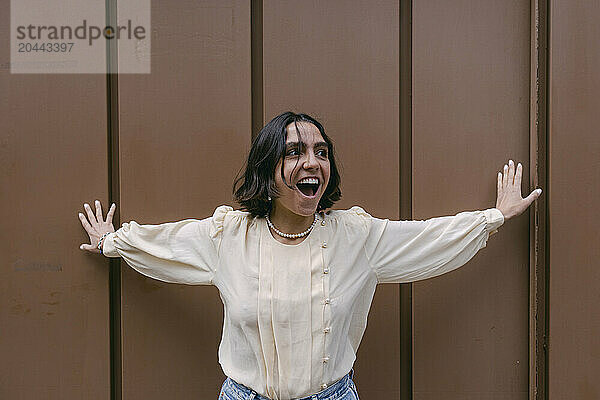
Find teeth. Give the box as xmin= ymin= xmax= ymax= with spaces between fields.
xmin=298 ymin=178 xmax=319 ymax=185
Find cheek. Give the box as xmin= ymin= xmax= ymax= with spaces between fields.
xmin=323 ymin=163 xmax=331 ymax=182
xmin=274 ymin=167 xmax=295 ymax=192
xmin=274 ymin=163 xmax=289 ymax=186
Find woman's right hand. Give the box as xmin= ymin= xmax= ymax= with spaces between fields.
xmin=78 ymin=200 xmax=116 ymax=253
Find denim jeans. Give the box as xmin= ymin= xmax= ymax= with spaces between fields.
xmin=218 ymin=369 xmax=359 ymax=400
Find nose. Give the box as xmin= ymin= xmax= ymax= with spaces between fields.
xmin=302 ymin=150 xmax=319 ymax=170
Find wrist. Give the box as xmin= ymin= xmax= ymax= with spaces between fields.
xmin=97 ymin=232 xmax=112 ymax=253
xmin=495 ymin=207 xmax=509 ymax=221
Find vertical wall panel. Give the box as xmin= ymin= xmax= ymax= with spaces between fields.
xmin=263 ymin=1 xmax=400 ymax=398
xmin=0 ymin=1 xmax=110 ymax=398
xmin=412 ymin=1 xmax=531 ymax=399
xmin=549 ymin=1 xmax=600 ymax=399
xmin=116 ymin=1 xmax=251 ymax=399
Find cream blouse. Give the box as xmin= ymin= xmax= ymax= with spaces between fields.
xmin=102 ymin=205 xmax=504 ymax=399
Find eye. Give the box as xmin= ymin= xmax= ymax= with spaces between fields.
xmin=317 ymin=149 xmax=328 ymax=157
xmin=287 ymin=149 xmax=300 ymax=156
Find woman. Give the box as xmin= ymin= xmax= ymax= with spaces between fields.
xmin=78 ymin=111 xmax=542 ymax=400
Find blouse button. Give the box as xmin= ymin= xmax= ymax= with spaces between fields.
xmin=323 ymin=268 xmax=329 ymax=274
xmin=324 ymin=298 xmax=331 ymax=305
xmin=322 ymin=356 xmax=330 ymax=363
xmin=320 ymin=383 xmax=328 ymax=389
xmin=321 ymin=220 xmax=326 ymax=226
xmin=323 ymin=327 xmax=331 ymax=333
xmin=321 ymin=242 xmax=327 ymax=248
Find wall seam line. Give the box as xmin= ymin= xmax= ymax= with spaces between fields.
xmin=400 ymin=0 xmax=413 ymax=399
xmin=529 ymin=0 xmax=549 ymax=399
xmin=106 ymin=0 xmax=121 ymax=398
xmin=251 ymin=0 xmax=264 ymax=141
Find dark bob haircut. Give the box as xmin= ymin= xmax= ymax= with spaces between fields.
xmin=233 ymin=111 xmax=342 ymax=218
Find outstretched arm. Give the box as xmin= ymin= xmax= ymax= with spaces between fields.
xmin=360 ymin=159 xmax=542 ymax=284
xmin=77 ymin=200 xmax=223 ymax=285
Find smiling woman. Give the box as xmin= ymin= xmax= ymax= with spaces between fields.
xmin=79 ymin=110 xmax=542 ymax=400
xmin=233 ymin=112 xmax=341 ymax=215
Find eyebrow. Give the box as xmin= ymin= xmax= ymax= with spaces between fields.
xmin=285 ymin=141 xmax=328 ymax=149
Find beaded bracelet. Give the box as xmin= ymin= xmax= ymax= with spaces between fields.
xmin=97 ymin=232 xmax=112 ymax=254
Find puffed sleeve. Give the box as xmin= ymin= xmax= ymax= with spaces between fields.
xmin=101 ymin=205 xmax=233 ymax=285
xmin=349 ymin=206 xmax=504 ymax=284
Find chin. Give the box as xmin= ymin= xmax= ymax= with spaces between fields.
xmin=279 ymin=189 xmax=323 ymax=216
xmin=295 ymin=202 xmax=320 ymax=216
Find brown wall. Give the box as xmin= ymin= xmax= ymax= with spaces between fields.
xmin=412 ymin=1 xmax=531 ymax=399
xmin=549 ymin=1 xmax=600 ymax=399
xmin=3 ymin=1 xmax=600 ymax=399
xmin=0 ymin=0 xmax=111 ymax=398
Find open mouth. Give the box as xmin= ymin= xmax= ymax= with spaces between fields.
xmin=296 ymin=179 xmax=320 ymax=198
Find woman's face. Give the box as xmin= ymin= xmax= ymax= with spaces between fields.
xmin=272 ymin=121 xmax=331 ymax=217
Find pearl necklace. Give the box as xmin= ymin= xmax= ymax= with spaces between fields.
xmin=266 ymin=213 xmax=318 ymax=238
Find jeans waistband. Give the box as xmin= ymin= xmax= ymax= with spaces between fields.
xmin=224 ymin=368 xmax=355 ymax=400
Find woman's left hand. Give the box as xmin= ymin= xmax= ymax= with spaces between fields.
xmin=496 ymin=159 xmax=542 ymax=221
